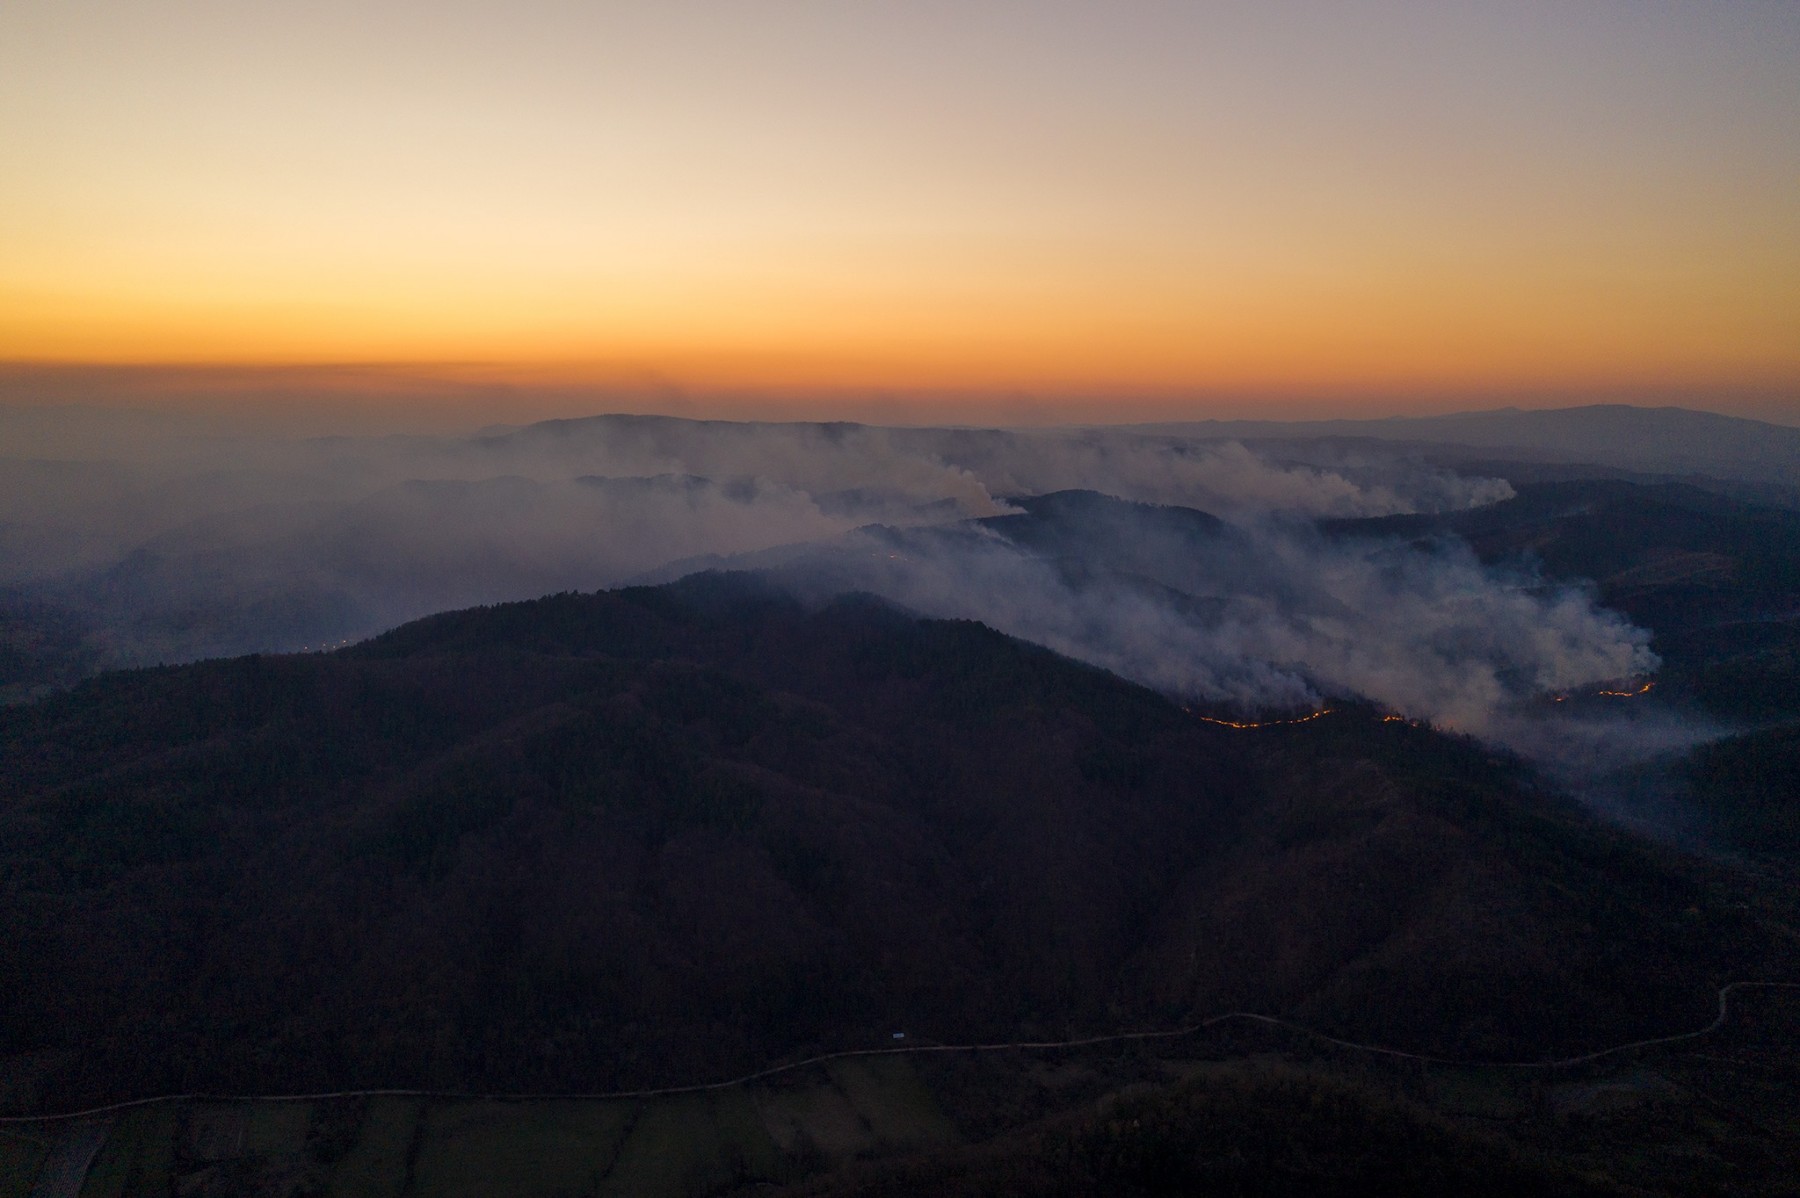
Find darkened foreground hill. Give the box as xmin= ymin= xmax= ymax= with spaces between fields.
xmin=1 ymin=573 xmax=1790 ymax=1122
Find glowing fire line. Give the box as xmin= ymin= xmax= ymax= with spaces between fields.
xmin=1189 ymin=708 xmax=1335 ymax=730
xmin=1185 ymin=678 xmax=1654 ymax=733
xmin=1551 ymin=680 xmax=1656 ymax=702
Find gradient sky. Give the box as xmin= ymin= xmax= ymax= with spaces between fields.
xmin=3 ymin=1 xmax=1797 ymax=424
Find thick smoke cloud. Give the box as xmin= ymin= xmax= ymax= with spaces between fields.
xmin=905 ymin=431 xmax=1516 ymax=518
xmin=2 ymin=409 xmax=1664 ymax=775
xmin=768 ymin=508 xmax=1655 ymax=737
xmin=1 ymin=413 xmax=1505 ymax=603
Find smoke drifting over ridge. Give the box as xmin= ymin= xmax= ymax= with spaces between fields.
xmin=761 ymin=498 xmax=1654 ymax=737
xmin=0 ymin=413 xmax=1507 ymax=594
xmin=1 ymin=410 xmax=1663 ymax=765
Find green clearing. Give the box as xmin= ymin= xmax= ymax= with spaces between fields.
xmin=750 ymin=1079 xmax=876 ymax=1166
xmin=327 ymin=1098 xmax=418 ymax=1198
xmin=24 ymin=1120 xmax=107 ymax=1198
xmin=825 ymin=1057 xmax=957 ymax=1149
xmin=244 ymin=1102 xmax=313 ymax=1158
xmin=14 ymin=1059 xmax=944 ymax=1197
xmin=597 ymin=1095 xmax=730 ymax=1198
xmin=124 ymin=1106 xmax=177 ymax=1198
xmin=77 ymin=1105 xmax=176 ymax=1198
xmin=0 ymin=1127 xmax=49 ymax=1198
xmin=1422 ymin=1068 xmax=1531 ymax=1119
xmin=707 ymin=1089 xmax=781 ymax=1182
xmin=407 ymin=1100 xmax=633 ymax=1198
xmin=180 ymin=1104 xmax=247 ymax=1163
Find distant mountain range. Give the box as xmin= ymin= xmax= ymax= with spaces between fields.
xmin=1142 ymin=404 xmax=1800 ymax=496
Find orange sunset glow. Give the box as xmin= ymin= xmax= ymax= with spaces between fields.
xmin=3 ymin=1 xmax=1797 ymax=424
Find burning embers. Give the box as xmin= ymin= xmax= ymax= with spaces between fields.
xmin=1551 ymin=679 xmax=1657 ymax=703
xmin=1187 ymin=677 xmax=1657 ymax=734
xmin=1187 ymin=707 xmax=1336 ymax=730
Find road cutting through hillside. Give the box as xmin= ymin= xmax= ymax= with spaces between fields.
xmin=7 ymin=982 xmax=1796 ymax=1125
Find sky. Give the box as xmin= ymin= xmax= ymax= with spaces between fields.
xmin=2 ymin=0 xmax=1797 ymax=427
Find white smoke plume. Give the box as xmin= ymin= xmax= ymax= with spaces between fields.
xmin=771 ymin=509 xmax=1655 ymax=738
xmin=3 ymin=409 xmax=1657 ymax=766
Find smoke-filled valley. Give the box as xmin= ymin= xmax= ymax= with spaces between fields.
xmin=9 ymin=409 xmax=1794 ymax=796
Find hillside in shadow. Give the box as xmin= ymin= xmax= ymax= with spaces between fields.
xmin=3 ymin=574 xmax=1789 ymax=1116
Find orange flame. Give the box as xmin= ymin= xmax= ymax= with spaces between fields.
xmin=1192 ymin=708 xmax=1335 ymax=730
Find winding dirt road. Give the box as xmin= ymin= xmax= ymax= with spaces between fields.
xmin=5 ymin=981 xmax=1796 ymax=1125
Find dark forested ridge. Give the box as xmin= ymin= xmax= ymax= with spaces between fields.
xmin=1 ymin=572 xmax=1789 ymax=1118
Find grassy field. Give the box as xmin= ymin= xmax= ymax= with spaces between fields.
xmin=244 ymin=1102 xmax=313 ymax=1158
xmin=368 ymin=1088 xmax=791 ymax=1197
xmin=12 ymin=1028 xmax=1798 ymax=1197
xmin=20 ymin=1120 xmax=107 ymax=1198
xmin=0 ymin=1127 xmax=50 ymax=1198
xmin=0 ymin=1053 xmax=960 ymax=1196
xmin=76 ymin=1106 xmax=176 ymax=1198
xmin=1421 ymin=1067 xmax=1533 ymax=1120
xmin=825 ymin=1057 xmax=957 ymax=1150
xmin=598 ymin=1095 xmax=732 ymax=1198
xmin=180 ymin=1104 xmax=248 ymax=1164
xmin=707 ymin=1087 xmax=782 ymax=1181
xmin=751 ymin=1074 xmax=877 ymax=1166
xmin=327 ymin=1098 xmax=419 ymax=1198
xmin=408 ymin=1100 xmax=634 ymax=1198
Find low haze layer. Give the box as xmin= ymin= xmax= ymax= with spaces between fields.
xmin=9 ymin=409 xmax=1754 ymax=784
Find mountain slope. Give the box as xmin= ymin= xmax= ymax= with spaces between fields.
xmin=0 ymin=575 xmax=1783 ymax=1114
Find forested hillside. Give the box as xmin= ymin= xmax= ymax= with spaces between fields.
xmin=2 ymin=574 xmax=1785 ymax=1115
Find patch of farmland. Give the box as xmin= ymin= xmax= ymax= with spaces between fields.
xmin=824 ymin=1057 xmax=957 ymax=1150
xmin=750 ymin=1077 xmax=876 ymax=1167
xmin=71 ymin=1105 xmax=175 ymax=1198
xmin=181 ymin=1104 xmax=248 ymax=1163
xmin=1422 ymin=1068 xmax=1533 ymax=1120
xmin=597 ymin=1095 xmax=731 ymax=1198
xmin=705 ymin=1089 xmax=781 ymax=1182
xmin=408 ymin=1100 xmax=633 ymax=1198
xmin=326 ymin=1098 xmax=418 ymax=1198
xmin=243 ymin=1103 xmax=313 ymax=1159
xmin=23 ymin=1118 xmax=106 ymax=1198
xmin=0 ymin=1127 xmax=50 ymax=1198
